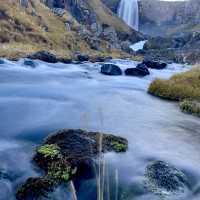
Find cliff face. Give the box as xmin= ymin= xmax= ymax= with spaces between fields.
xmin=139 ymin=0 xmax=200 ymax=36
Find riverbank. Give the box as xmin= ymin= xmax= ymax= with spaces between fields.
xmin=148 ymin=65 xmax=200 ymax=117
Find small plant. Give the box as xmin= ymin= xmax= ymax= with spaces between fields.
xmin=47 ymin=160 xmax=76 ymax=183
xmin=111 ymin=141 xmax=127 ymax=152
xmin=37 ymin=144 xmax=61 ymax=158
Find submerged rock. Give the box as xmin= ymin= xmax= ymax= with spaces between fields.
xmin=125 ymin=63 xmax=150 ymax=77
xmin=28 ymin=51 xmax=58 ymax=63
xmin=101 ymin=63 xmax=122 ymax=75
xmin=23 ymin=59 xmax=37 ymax=68
xmin=143 ymin=60 xmax=167 ymax=69
xmin=145 ymin=161 xmax=189 ymax=197
xmin=16 ymin=129 xmax=128 ymax=200
xmin=0 ymin=59 xmax=4 ymax=64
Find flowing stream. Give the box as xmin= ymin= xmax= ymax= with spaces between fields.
xmin=118 ymin=0 xmax=139 ymax=30
xmin=0 ymin=59 xmax=200 ymax=200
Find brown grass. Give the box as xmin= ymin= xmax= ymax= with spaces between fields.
xmin=148 ymin=65 xmax=200 ymax=117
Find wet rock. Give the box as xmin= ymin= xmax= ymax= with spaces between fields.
xmin=24 ymin=59 xmax=37 ymax=68
xmin=145 ymin=161 xmax=189 ymax=197
xmin=125 ymin=63 xmax=150 ymax=77
xmin=16 ymin=129 xmax=128 ymax=199
xmin=101 ymin=64 xmax=122 ymax=76
xmin=58 ymin=58 xmax=72 ymax=64
xmin=0 ymin=59 xmax=4 ymax=64
xmin=143 ymin=60 xmax=167 ymax=69
xmin=76 ymin=54 xmax=89 ymax=62
xmin=27 ymin=51 xmax=58 ymax=63
xmin=16 ymin=177 xmax=55 ymax=200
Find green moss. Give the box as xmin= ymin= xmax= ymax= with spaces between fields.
xmin=180 ymin=100 xmax=200 ymax=117
xmin=37 ymin=144 xmax=61 ymax=158
xmin=47 ymin=160 xmax=76 ymax=183
xmin=111 ymin=141 xmax=127 ymax=152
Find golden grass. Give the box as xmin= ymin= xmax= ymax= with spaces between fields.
xmin=0 ymin=0 xmax=93 ymax=59
xmin=148 ymin=65 xmax=200 ymax=116
xmin=148 ymin=66 xmax=200 ymax=101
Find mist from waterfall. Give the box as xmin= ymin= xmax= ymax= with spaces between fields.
xmin=118 ymin=0 xmax=139 ymax=31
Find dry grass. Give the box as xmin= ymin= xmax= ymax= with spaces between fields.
xmin=148 ymin=65 xmax=200 ymax=116
xmin=148 ymin=66 xmax=200 ymax=101
xmin=0 ymin=0 xmax=94 ymax=59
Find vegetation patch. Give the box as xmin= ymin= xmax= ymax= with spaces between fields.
xmin=148 ymin=65 xmax=200 ymax=117
xmin=180 ymin=100 xmax=200 ymax=117
xmin=47 ymin=160 xmax=76 ymax=183
xmin=37 ymin=144 xmax=61 ymax=159
xmin=148 ymin=66 xmax=200 ymax=101
xmin=111 ymin=141 xmax=128 ymax=152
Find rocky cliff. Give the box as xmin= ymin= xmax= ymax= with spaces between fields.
xmin=139 ymin=0 xmax=200 ymax=36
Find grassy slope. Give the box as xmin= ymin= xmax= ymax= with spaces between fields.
xmin=0 ymin=0 xmax=139 ymax=60
xmin=88 ymin=0 xmax=131 ymax=34
xmin=148 ymin=66 xmax=200 ymax=116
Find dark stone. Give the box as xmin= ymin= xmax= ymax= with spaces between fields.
xmin=145 ymin=161 xmax=189 ymax=196
xmin=24 ymin=59 xmax=37 ymax=68
xmin=125 ymin=63 xmax=150 ymax=77
xmin=28 ymin=51 xmax=58 ymax=63
xmin=0 ymin=59 xmax=4 ymax=64
xmin=143 ymin=60 xmax=167 ymax=69
xmin=77 ymin=54 xmax=89 ymax=62
xmin=16 ymin=129 xmax=128 ymax=200
xmin=101 ymin=64 xmax=122 ymax=76
xmin=58 ymin=58 xmax=72 ymax=64
xmin=16 ymin=177 xmax=55 ymax=200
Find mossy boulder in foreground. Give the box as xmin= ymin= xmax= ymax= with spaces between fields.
xmin=16 ymin=129 xmax=128 ymax=200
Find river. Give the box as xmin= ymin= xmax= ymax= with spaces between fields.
xmin=0 ymin=59 xmax=199 ymax=200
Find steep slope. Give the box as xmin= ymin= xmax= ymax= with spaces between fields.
xmin=0 ymin=0 xmax=143 ymax=59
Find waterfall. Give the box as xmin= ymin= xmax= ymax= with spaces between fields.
xmin=118 ymin=0 xmax=139 ymax=31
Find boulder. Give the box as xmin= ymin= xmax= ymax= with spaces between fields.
xmin=23 ymin=59 xmax=37 ymax=68
xmin=101 ymin=64 xmax=122 ymax=76
xmin=145 ymin=161 xmax=189 ymax=197
xmin=125 ymin=63 xmax=150 ymax=77
xmin=16 ymin=129 xmax=128 ymax=200
xmin=143 ymin=60 xmax=167 ymax=69
xmin=27 ymin=51 xmax=58 ymax=63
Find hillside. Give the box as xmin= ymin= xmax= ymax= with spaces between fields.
xmin=0 ymin=0 xmax=143 ymax=60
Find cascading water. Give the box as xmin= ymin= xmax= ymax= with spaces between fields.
xmin=118 ymin=0 xmax=139 ymax=31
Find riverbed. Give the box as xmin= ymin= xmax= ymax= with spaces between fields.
xmin=0 ymin=59 xmax=199 ymax=200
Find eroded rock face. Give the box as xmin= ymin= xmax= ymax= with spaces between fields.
xmin=16 ymin=129 xmax=128 ymax=200
xmin=145 ymin=161 xmax=189 ymax=197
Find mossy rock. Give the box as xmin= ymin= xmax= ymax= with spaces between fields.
xmin=16 ymin=129 xmax=128 ymax=200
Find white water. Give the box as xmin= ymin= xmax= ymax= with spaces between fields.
xmin=130 ymin=40 xmax=147 ymax=51
xmin=0 ymin=59 xmax=200 ymax=199
xmin=118 ymin=0 xmax=139 ymax=31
